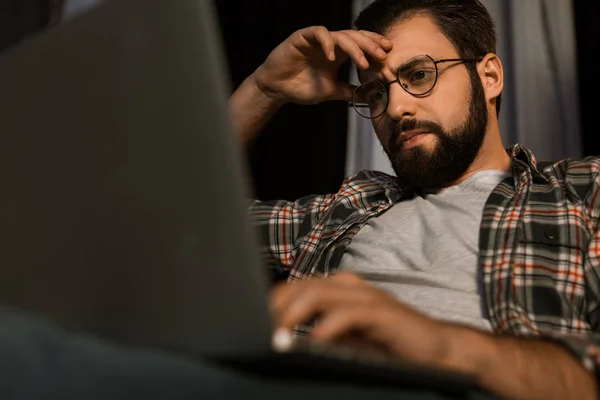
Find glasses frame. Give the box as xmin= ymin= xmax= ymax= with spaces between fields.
xmin=350 ymin=54 xmax=482 ymax=119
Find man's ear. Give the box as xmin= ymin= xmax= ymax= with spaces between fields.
xmin=478 ymin=53 xmax=503 ymax=104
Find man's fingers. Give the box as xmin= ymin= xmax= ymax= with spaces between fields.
xmin=358 ymin=30 xmax=393 ymax=51
xmin=331 ymin=271 xmax=366 ymax=285
xmin=294 ymin=27 xmax=391 ymax=70
xmin=297 ymin=26 xmax=336 ymax=61
xmin=269 ymin=280 xmax=300 ymax=320
xmin=270 ymin=273 xmax=375 ymax=332
xmin=331 ymin=32 xmax=370 ymax=69
xmin=340 ymin=30 xmax=389 ymax=62
xmin=270 ymin=273 xmax=368 ymax=318
xmin=274 ymin=284 xmax=331 ymax=330
xmin=312 ymin=26 xmax=336 ymax=61
xmin=310 ymin=305 xmax=378 ymax=342
xmin=273 ymin=282 xmax=371 ymax=331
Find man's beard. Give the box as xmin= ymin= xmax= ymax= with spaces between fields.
xmin=384 ymin=75 xmax=488 ymax=191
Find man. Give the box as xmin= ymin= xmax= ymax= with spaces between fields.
xmin=230 ymin=0 xmax=600 ymax=399
xmin=0 ymin=2 xmax=497 ymax=399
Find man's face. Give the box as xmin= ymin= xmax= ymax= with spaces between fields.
xmin=360 ymin=16 xmax=488 ymax=190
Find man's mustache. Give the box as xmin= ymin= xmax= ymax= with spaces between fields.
xmin=389 ymin=119 xmax=444 ymax=150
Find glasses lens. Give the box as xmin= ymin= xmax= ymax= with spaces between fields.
xmin=397 ymin=56 xmax=437 ymax=95
xmin=353 ymin=80 xmax=388 ymax=119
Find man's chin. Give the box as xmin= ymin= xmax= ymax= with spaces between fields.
xmin=388 ymin=150 xmax=446 ymax=189
xmin=398 ymin=144 xmax=438 ymax=165
xmin=399 ymin=135 xmax=438 ymax=155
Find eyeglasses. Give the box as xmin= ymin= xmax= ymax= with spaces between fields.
xmin=350 ymin=54 xmax=482 ymax=119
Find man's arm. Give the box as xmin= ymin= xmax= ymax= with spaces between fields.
xmin=270 ymin=272 xmax=600 ymax=400
xmin=229 ymin=70 xmax=283 ymax=147
xmin=448 ymin=159 xmax=600 ymax=400
xmin=444 ymin=326 xmax=597 ymax=400
xmin=227 ymin=26 xmax=391 ymax=147
xmin=248 ymin=193 xmax=336 ymax=284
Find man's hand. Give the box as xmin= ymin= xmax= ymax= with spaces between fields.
xmin=253 ymin=26 xmax=392 ymax=105
xmin=230 ymin=26 xmax=390 ymax=145
xmin=270 ymin=271 xmax=598 ymax=400
xmin=270 ymin=271 xmax=452 ymax=365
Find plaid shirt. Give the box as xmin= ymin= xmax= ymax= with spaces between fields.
xmin=248 ymin=144 xmax=600 ymax=382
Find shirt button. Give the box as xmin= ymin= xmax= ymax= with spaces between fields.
xmin=545 ymin=228 xmax=558 ymax=240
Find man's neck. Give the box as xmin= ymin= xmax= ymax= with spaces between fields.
xmin=443 ymin=125 xmax=511 ymax=188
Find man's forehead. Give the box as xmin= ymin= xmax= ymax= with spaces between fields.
xmin=359 ymin=53 xmax=443 ymax=81
xmin=385 ymin=14 xmax=452 ymax=51
xmin=358 ymin=15 xmax=455 ymax=82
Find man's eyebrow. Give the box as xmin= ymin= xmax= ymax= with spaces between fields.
xmin=397 ymin=57 xmax=429 ymax=74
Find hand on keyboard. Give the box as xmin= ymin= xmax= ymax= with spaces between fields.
xmin=269 ymin=271 xmax=455 ymax=367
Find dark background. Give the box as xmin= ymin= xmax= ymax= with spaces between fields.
xmin=573 ymin=0 xmax=598 ymax=163
xmin=214 ymin=0 xmax=352 ymax=201
xmin=1 ymin=0 xmax=598 ymax=201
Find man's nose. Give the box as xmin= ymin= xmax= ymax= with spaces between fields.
xmin=385 ymin=82 xmax=418 ymax=121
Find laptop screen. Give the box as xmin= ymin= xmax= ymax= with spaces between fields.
xmin=0 ymin=0 xmax=273 ymax=357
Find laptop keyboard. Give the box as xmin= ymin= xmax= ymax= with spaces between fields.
xmin=272 ymin=330 xmax=395 ymax=367
xmin=213 ymin=329 xmax=482 ymax=394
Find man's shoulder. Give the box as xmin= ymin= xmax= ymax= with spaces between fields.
xmin=539 ymin=156 xmax=600 ymax=205
xmin=549 ymin=156 xmax=600 ymax=180
xmin=566 ymin=156 xmax=600 ymax=170
xmin=511 ymin=145 xmax=600 ymax=181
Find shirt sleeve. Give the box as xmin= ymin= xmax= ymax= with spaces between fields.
xmin=247 ymin=194 xmax=335 ymax=284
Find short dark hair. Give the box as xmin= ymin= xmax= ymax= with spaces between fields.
xmin=354 ymin=0 xmax=501 ymax=116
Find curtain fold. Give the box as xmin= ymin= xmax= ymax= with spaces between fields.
xmin=481 ymin=0 xmax=582 ymax=161
xmin=346 ymin=0 xmax=394 ymax=177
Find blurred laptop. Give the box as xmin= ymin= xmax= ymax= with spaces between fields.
xmin=0 ymin=0 xmax=483 ymax=394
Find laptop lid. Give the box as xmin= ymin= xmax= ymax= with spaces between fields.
xmin=0 ymin=0 xmax=273 ymax=358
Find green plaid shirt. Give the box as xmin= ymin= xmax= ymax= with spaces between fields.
xmin=249 ymin=144 xmax=600 ymax=382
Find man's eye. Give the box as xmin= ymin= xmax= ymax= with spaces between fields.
xmin=370 ymin=90 xmax=386 ymax=102
xmin=408 ymin=69 xmax=434 ymax=83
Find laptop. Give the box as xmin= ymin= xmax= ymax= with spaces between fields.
xmin=0 ymin=0 xmax=484 ymax=394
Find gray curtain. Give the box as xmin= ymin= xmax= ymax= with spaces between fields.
xmin=62 ymin=0 xmax=103 ymax=20
xmin=346 ymin=0 xmax=395 ymax=177
xmin=480 ymin=0 xmax=581 ymax=161
xmin=346 ymin=0 xmax=582 ymax=177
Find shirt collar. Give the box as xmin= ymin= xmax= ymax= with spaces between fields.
xmin=507 ymin=143 xmax=550 ymax=184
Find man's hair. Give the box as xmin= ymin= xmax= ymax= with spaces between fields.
xmin=355 ymin=0 xmax=501 ymax=116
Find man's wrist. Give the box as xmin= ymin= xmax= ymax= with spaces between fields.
xmin=438 ymin=326 xmax=599 ymax=399
xmin=229 ymin=68 xmax=284 ymax=144
xmin=248 ymin=66 xmax=287 ymax=110
xmin=437 ymin=324 xmax=495 ymax=381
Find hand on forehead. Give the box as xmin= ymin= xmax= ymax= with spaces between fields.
xmin=358 ymin=15 xmax=456 ymax=83
xmin=358 ymin=57 xmax=395 ymax=84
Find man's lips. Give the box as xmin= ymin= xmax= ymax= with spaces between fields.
xmin=399 ymin=130 xmax=431 ymax=144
